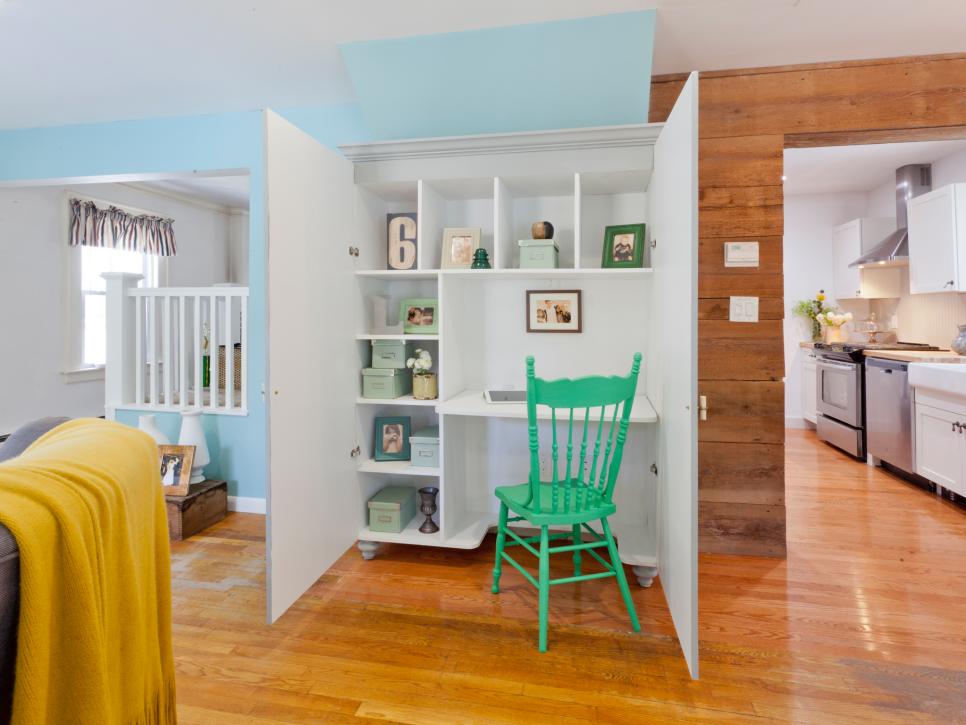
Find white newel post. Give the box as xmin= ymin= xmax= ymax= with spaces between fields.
xmin=102 ymin=272 xmax=143 ymax=420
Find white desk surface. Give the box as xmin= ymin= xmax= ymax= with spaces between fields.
xmin=435 ymin=390 xmax=658 ymax=424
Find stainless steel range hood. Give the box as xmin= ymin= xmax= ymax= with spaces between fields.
xmin=849 ymin=164 xmax=932 ymax=268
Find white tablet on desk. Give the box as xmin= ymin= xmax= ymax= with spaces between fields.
xmin=483 ymin=390 xmax=527 ymax=404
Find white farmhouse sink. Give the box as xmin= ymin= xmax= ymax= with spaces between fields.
xmin=909 ymin=362 xmax=966 ymax=398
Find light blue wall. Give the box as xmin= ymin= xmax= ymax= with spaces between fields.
xmin=0 ymin=112 xmax=270 ymax=498
xmin=340 ymin=10 xmax=655 ymax=140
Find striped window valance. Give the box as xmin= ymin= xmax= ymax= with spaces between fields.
xmin=69 ymin=198 xmax=177 ymax=256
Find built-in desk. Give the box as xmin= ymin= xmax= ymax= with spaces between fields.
xmin=436 ymin=390 xmax=659 ymax=423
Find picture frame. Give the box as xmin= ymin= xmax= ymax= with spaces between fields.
xmin=601 ymin=223 xmax=646 ymax=268
xmin=400 ymin=298 xmax=439 ymax=334
xmin=374 ymin=416 xmax=411 ymax=461
xmin=158 ymin=444 xmax=195 ymax=496
xmin=526 ymin=290 xmax=582 ymax=333
xmin=441 ymin=227 xmax=481 ymax=269
xmin=387 ymin=212 xmax=418 ymax=271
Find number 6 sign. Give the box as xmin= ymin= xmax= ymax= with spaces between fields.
xmin=387 ymin=213 xmax=418 ymax=270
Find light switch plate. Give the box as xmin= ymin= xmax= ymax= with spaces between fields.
xmin=724 ymin=241 xmax=759 ymax=267
xmin=729 ymin=296 xmax=759 ymax=323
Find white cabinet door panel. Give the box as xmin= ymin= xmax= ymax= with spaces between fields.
xmin=802 ymin=354 xmax=817 ymax=424
xmin=914 ymin=403 xmax=963 ymax=492
xmin=909 ymin=186 xmax=959 ymax=294
xmin=832 ymin=221 xmax=862 ymax=301
xmin=266 ymin=111 xmax=361 ymax=622
xmin=647 ymin=71 xmax=699 ymax=678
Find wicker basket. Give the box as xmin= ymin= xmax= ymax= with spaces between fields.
xmin=217 ymin=344 xmax=242 ymax=391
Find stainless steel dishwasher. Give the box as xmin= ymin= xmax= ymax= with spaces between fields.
xmin=865 ymin=357 xmax=914 ymax=476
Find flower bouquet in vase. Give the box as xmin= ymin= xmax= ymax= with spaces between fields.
xmin=407 ymin=348 xmax=437 ymax=400
xmin=792 ymin=290 xmax=831 ymax=343
xmin=818 ymin=310 xmax=853 ymax=343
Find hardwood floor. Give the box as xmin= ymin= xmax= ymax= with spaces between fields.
xmin=171 ymin=429 xmax=966 ymax=723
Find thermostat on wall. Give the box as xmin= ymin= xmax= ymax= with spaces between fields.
xmin=724 ymin=241 xmax=759 ymax=267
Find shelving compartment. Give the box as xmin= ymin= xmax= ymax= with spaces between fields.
xmin=577 ymin=170 xmax=650 ymax=270
xmin=356 ymin=181 xmax=420 ymax=273
xmin=418 ymin=178 xmax=495 ymax=271
xmin=495 ymin=174 xmax=577 ymax=270
xmin=354 ymin=335 xmax=440 ymax=403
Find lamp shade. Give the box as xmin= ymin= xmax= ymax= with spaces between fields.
xmin=178 ymin=410 xmax=210 ymax=484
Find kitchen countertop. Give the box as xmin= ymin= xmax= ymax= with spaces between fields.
xmin=799 ymin=341 xmax=816 ymax=349
xmin=863 ymin=349 xmax=966 ymax=363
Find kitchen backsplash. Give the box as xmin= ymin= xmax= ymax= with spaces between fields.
xmin=869 ymin=269 xmax=966 ymax=348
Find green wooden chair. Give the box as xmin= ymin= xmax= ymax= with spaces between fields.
xmin=491 ymin=353 xmax=643 ymax=652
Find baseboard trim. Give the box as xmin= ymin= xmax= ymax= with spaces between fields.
xmin=785 ymin=416 xmax=808 ymax=429
xmin=228 ymin=496 xmax=266 ymax=514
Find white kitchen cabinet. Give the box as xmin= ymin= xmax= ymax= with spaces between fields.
xmin=802 ymin=350 xmax=817 ymax=425
xmin=914 ymin=392 xmax=966 ymax=497
xmin=908 ymin=183 xmax=966 ymax=294
xmin=831 ymin=218 xmax=901 ymax=301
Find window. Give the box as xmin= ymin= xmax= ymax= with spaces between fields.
xmin=77 ymin=247 xmax=157 ymax=367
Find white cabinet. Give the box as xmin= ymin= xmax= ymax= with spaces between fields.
xmin=914 ymin=393 xmax=966 ymax=497
xmin=831 ymin=218 xmax=901 ymax=301
xmin=802 ymin=350 xmax=817 ymax=425
xmin=908 ymin=183 xmax=966 ymax=294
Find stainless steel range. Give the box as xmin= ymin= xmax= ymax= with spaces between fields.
xmin=814 ymin=342 xmax=939 ymax=458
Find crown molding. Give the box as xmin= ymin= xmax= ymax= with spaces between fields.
xmin=340 ymin=123 xmax=663 ymax=163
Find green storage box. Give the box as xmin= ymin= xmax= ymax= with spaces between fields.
xmin=409 ymin=426 xmax=440 ymax=468
xmin=367 ymin=485 xmax=418 ymax=533
xmin=371 ymin=339 xmax=408 ymax=369
xmin=362 ymin=367 xmax=412 ymax=399
xmin=519 ymin=239 xmax=559 ymax=269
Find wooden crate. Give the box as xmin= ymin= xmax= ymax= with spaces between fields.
xmin=165 ymin=479 xmax=227 ymax=541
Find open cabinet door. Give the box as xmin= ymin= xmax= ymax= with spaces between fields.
xmin=647 ymin=72 xmax=699 ymax=677
xmin=265 ymin=110 xmax=360 ymax=622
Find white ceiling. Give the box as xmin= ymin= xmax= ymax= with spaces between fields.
xmin=142 ymin=176 xmax=251 ymax=210
xmin=784 ymin=140 xmax=966 ymax=196
xmin=2 ymin=0 xmax=966 ymax=129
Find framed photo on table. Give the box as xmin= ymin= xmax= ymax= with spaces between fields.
xmin=441 ymin=227 xmax=481 ymax=269
xmin=602 ymin=223 xmax=646 ymax=268
xmin=158 ymin=444 xmax=195 ymax=496
xmin=526 ymin=289 xmax=582 ymax=333
xmin=374 ymin=416 xmax=411 ymax=461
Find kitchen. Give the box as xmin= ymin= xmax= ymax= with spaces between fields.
xmin=785 ymin=139 xmax=966 ymax=507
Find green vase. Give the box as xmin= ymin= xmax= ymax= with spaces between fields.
xmin=202 ymin=355 xmax=210 ymax=387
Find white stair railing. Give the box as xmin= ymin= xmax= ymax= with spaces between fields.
xmin=104 ymin=273 xmax=249 ymax=416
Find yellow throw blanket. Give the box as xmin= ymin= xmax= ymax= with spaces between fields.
xmin=0 ymin=419 xmax=176 ymax=724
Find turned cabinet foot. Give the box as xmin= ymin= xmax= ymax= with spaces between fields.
xmin=632 ymin=565 xmax=657 ymax=588
xmin=357 ymin=540 xmax=379 ymax=560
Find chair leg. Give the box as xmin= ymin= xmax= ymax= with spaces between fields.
xmin=571 ymin=524 xmax=582 ymax=577
xmin=491 ymin=502 xmax=509 ymax=594
xmin=601 ymin=518 xmax=641 ymax=633
xmin=538 ymin=525 xmax=550 ymax=652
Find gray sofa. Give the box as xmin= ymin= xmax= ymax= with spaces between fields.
xmin=0 ymin=417 xmax=70 ymax=722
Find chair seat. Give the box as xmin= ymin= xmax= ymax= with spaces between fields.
xmin=495 ymin=481 xmax=616 ymax=525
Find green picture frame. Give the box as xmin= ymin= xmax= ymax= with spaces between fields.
xmin=601 ymin=223 xmax=646 ymax=268
xmin=400 ymin=298 xmax=439 ymax=334
xmin=374 ymin=416 xmax=411 ymax=461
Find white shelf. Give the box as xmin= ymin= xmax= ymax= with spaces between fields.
xmin=436 ymin=390 xmax=659 ymax=424
xmin=443 ymin=511 xmax=493 ymax=549
xmin=359 ymin=513 xmax=441 ymax=545
xmin=356 ymin=395 xmax=439 ymax=407
xmin=441 ymin=268 xmax=653 ymax=281
xmin=355 ymin=333 xmax=438 ymax=341
xmin=357 ymin=459 xmax=440 ymax=477
xmin=355 ymin=269 xmax=438 ymax=281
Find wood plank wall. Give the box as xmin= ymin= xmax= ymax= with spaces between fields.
xmin=650 ymin=53 xmax=966 ymax=557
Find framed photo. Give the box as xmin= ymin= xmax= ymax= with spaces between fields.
xmin=400 ymin=298 xmax=439 ymax=334
xmin=374 ymin=416 xmax=411 ymax=461
xmin=387 ymin=212 xmax=418 ymax=271
xmin=526 ymin=290 xmax=582 ymax=333
xmin=441 ymin=227 xmax=481 ymax=269
xmin=602 ymin=223 xmax=646 ymax=268
xmin=158 ymin=444 xmax=195 ymax=496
